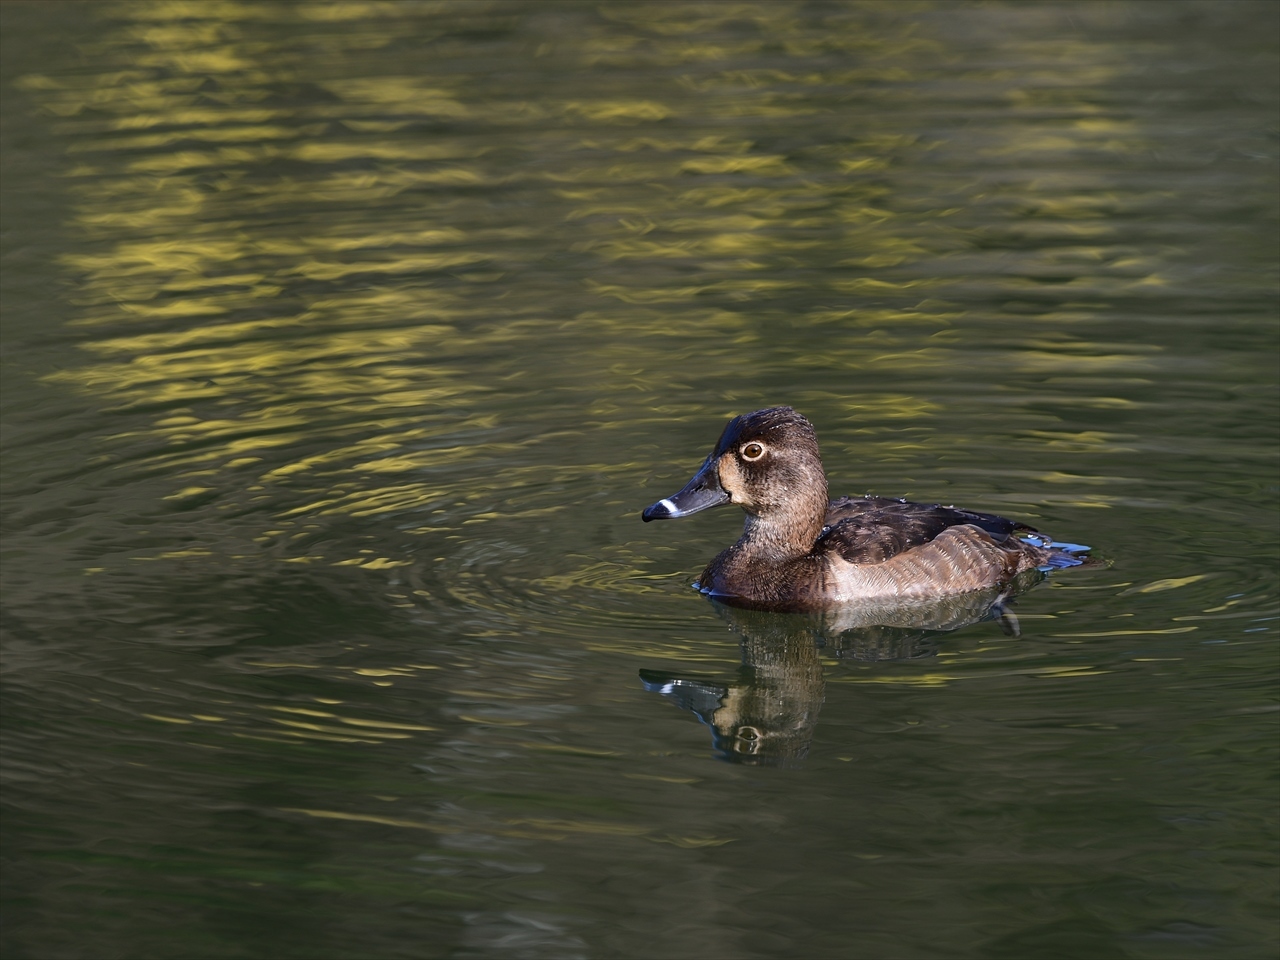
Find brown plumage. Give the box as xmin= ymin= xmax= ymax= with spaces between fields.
xmin=641 ymin=406 xmax=1088 ymax=612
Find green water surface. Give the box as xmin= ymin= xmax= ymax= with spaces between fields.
xmin=2 ymin=2 xmax=1277 ymax=958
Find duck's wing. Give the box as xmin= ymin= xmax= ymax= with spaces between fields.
xmin=818 ymin=496 xmax=1036 ymax=565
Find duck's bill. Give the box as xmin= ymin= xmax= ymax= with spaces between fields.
xmin=642 ymin=456 xmax=729 ymax=521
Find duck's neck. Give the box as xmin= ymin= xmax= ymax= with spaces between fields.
xmin=735 ymin=485 xmax=828 ymax=564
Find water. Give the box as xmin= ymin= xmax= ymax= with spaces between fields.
xmin=1 ymin=2 xmax=1276 ymax=957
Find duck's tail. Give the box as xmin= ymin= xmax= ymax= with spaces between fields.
xmin=1020 ymin=534 xmax=1095 ymax=570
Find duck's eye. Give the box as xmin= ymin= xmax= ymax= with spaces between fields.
xmin=740 ymin=442 xmax=765 ymax=461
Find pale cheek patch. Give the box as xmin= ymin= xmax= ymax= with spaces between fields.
xmin=717 ymin=458 xmax=743 ymax=503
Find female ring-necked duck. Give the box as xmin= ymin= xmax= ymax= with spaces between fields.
xmin=642 ymin=406 xmax=1088 ymax=612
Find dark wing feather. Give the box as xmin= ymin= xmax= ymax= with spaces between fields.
xmin=818 ymin=496 xmax=1036 ymax=565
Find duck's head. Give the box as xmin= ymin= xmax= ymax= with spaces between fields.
xmin=642 ymin=406 xmax=828 ymax=524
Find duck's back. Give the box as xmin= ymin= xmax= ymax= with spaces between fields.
xmin=815 ymin=496 xmax=1053 ymax=601
xmin=818 ymin=496 xmax=1032 ymax=564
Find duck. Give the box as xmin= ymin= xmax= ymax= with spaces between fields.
xmin=641 ymin=406 xmax=1088 ymax=612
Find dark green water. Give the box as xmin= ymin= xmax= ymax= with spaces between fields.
xmin=2 ymin=2 xmax=1277 ymax=957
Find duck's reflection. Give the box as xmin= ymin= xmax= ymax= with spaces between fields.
xmin=640 ymin=577 xmax=1034 ymax=765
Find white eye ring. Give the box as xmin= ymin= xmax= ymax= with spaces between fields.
xmin=740 ymin=441 xmax=766 ymax=461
